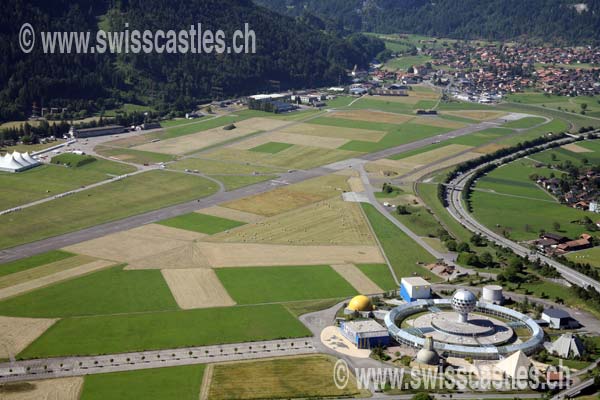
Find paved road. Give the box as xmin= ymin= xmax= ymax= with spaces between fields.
xmin=0 ymin=338 xmax=317 ymax=383
xmin=0 ymin=115 xmax=519 ymax=264
xmin=445 ymin=138 xmax=600 ymax=291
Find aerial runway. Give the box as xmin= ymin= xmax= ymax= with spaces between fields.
xmin=0 ymin=116 xmax=519 ymax=264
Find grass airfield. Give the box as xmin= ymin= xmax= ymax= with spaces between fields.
xmin=2 ymin=85 xmax=593 ymax=399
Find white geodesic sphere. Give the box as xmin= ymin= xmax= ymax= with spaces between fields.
xmin=451 ymin=289 xmax=477 ymax=314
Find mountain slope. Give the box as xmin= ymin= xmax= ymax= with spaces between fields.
xmin=254 ymin=0 xmax=600 ymax=45
xmin=0 ymin=0 xmax=383 ymax=121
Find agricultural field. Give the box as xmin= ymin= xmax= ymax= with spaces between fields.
xmin=0 ymin=250 xmax=74 ymax=278
xmin=18 ymin=304 xmax=310 ymax=358
xmin=0 ymin=265 xmax=177 ymax=318
xmin=215 ymin=265 xmax=358 ymax=304
xmin=158 ymin=212 xmax=246 ymax=235
xmin=207 ymin=355 xmax=368 ymax=400
xmin=167 ymin=157 xmax=284 ymax=174
xmin=507 ymin=92 xmax=600 ymax=118
xmin=249 ymin=141 xmax=294 ymax=153
xmin=0 ymin=171 xmax=219 ymax=250
xmin=0 ymin=377 xmax=83 ymax=399
xmin=81 ymin=365 xmax=205 ymax=400
xmin=94 ymin=146 xmax=176 ymax=164
xmin=566 ymin=247 xmax=600 ymax=268
xmin=0 ymin=159 xmax=135 ymax=210
xmin=471 ymin=160 xmax=592 ymax=241
xmin=210 ymin=197 xmax=375 ymax=246
xmin=529 ymin=139 xmax=600 ymax=166
xmin=355 ymin=263 xmax=398 ymax=291
xmin=361 ymin=203 xmax=439 ymax=281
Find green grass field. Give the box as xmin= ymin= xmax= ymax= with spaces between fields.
xmin=81 ymin=365 xmax=205 ymax=400
xmin=0 ymin=170 xmax=219 ymax=250
xmin=168 ymin=157 xmax=283 ymax=174
xmin=158 ymin=212 xmax=245 ymax=235
xmin=216 ymin=265 xmax=357 ymax=304
xmin=356 ymin=263 xmax=397 ymax=291
xmin=0 ymin=160 xmax=136 ymax=210
xmin=361 ymin=204 xmax=439 ymax=281
xmin=501 ymin=117 xmax=546 ymax=129
xmin=95 ymin=146 xmax=176 ymax=164
xmin=475 ymin=160 xmax=556 ymax=201
xmin=19 ymin=304 xmax=310 ymax=358
xmin=529 ymin=141 xmax=600 ymax=166
xmin=283 ymin=298 xmax=344 ymax=317
xmin=567 ymin=247 xmax=600 ymax=268
xmin=159 ymin=110 xmax=265 ymax=140
xmin=393 ymin=206 xmax=445 ymax=237
xmin=308 ymin=115 xmax=398 ymax=132
xmin=211 ymin=174 xmax=278 ymax=191
xmin=249 ymin=142 xmax=294 ymax=154
xmin=0 ymin=265 xmax=177 ymax=318
xmin=339 ymin=123 xmax=450 ymax=153
xmin=0 ymin=250 xmax=75 ymax=278
xmin=384 ymin=55 xmax=433 ymax=71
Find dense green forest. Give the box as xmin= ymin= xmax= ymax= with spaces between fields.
xmin=254 ymin=0 xmax=600 ymax=45
xmin=0 ymin=0 xmax=383 ymax=122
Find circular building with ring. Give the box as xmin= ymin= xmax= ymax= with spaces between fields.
xmin=384 ymin=289 xmax=545 ymax=360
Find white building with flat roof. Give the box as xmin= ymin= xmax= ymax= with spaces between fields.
xmin=400 ymin=277 xmax=431 ymax=302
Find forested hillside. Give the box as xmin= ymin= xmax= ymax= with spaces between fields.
xmin=254 ymin=0 xmax=600 ymax=45
xmin=0 ymin=0 xmax=383 ymax=121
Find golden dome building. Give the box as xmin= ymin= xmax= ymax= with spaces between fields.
xmin=347 ymin=295 xmax=374 ymax=312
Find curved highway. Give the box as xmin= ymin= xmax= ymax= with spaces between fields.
xmin=445 ymin=138 xmax=600 ymax=291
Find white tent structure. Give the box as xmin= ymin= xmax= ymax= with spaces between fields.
xmin=549 ymin=333 xmax=584 ymax=359
xmin=495 ymin=350 xmax=533 ymax=379
xmin=0 ymin=151 xmax=41 ymax=173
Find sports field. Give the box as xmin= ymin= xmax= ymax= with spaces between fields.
xmin=18 ymin=304 xmax=310 ymax=358
xmin=81 ymin=365 xmax=205 ymax=400
xmin=0 ymin=171 xmax=219 ymax=250
xmin=216 ymin=265 xmax=357 ymax=304
xmin=0 ymin=160 xmax=135 ymax=210
xmin=207 ymin=355 xmax=367 ymax=400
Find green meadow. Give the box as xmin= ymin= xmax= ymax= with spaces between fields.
xmin=19 ymin=304 xmax=310 ymax=359
xmin=158 ymin=212 xmax=245 ymax=234
xmin=216 ymin=265 xmax=357 ymax=304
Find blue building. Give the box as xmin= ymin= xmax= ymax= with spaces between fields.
xmin=340 ymin=320 xmax=390 ymax=349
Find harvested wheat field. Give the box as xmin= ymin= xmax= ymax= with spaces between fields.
xmin=474 ymin=143 xmax=508 ymax=154
xmin=162 ymin=269 xmax=235 ymax=309
xmin=393 ymin=144 xmax=473 ymax=169
xmin=200 ymin=242 xmax=384 ymax=267
xmin=365 ymin=160 xmax=412 ymax=176
xmin=127 ymin=243 xmax=212 ymax=270
xmin=64 ymin=224 xmax=205 ymax=263
xmin=443 ymin=110 xmax=506 ymax=121
xmin=134 ymin=118 xmax=289 ymax=155
xmin=0 ymin=259 xmax=115 ymax=301
xmin=223 ymin=188 xmax=325 ymax=217
xmin=0 ymin=377 xmax=83 ymax=400
xmin=195 ymin=206 xmax=264 ymax=223
xmin=128 ymin=242 xmax=383 ymax=269
xmin=231 ymin=131 xmax=348 ymax=150
xmin=223 ymin=174 xmax=348 ymax=217
xmin=0 ymin=316 xmax=57 ymax=359
xmin=348 ymin=176 xmax=365 ymax=192
xmin=209 ymin=198 xmax=375 ymax=246
xmin=281 ymin=123 xmax=385 ymax=142
xmin=402 ymin=152 xmax=482 ymax=182
xmin=205 ymin=145 xmax=359 ymax=170
xmin=0 ymin=255 xmax=96 ymax=290
xmin=563 ymin=143 xmax=593 ymax=153
xmin=328 ymin=110 xmax=414 ymax=124
xmin=331 ymin=264 xmax=383 ymax=294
